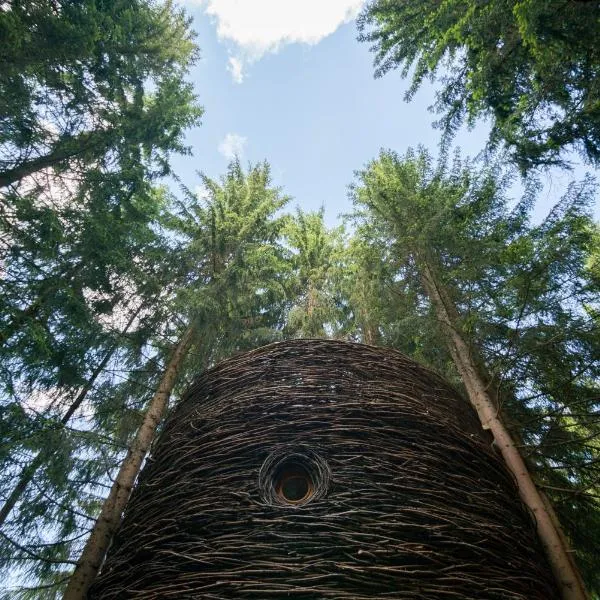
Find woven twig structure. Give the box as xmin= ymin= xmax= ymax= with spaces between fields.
xmin=90 ymin=340 xmax=559 ymax=599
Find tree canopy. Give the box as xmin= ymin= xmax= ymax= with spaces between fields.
xmin=1 ymin=2 xmax=599 ymax=598
xmin=0 ymin=0 xmax=202 ymax=189
xmin=350 ymin=147 xmax=600 ymax=592
xmin=358 ymin=0 xmax=600 ymax=171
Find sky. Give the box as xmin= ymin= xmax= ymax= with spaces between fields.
xmin=172 ymin=0 xmax=597 ymax=227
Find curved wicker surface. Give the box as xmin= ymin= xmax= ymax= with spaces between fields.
xmin=90 ymin=339 xmax=559 ymax=599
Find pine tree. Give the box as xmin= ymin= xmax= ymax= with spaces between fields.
xmin=0 ymin=301 xmax=146 ymax=530
xmin=63 ymin=322 xmax=197 ymax=600
xmin=63 ymin=159 xmax=292 ymax=598
xmin=0 ymin=295 xmax=169 ymax=596
xmin=0 ymin=0 xmax=202 ymax=188
xmin=0 ymin=178 xmax=185 ymax=594
xmin=284 ymin=208 xmax=346 ymax=338
xmin=358 ymin=0 xmax=600 ymax=170
xmin=350 ymin=147 xmax=598 ymax=597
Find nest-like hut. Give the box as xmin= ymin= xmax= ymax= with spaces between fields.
xmin=90 ymin=340 xmax=559 ymax=599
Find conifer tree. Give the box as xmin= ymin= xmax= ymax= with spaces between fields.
xmin=0 ymin=0 xmax=202 ymax=189
xmin=284 ymin=208 xmax=345 ymax=338
xmin=1 ymin=6 xmax=203 ymax=575
xmin=64 ymin=159 xmax=291 ymax=598
xmin=358 ymin=0 xmax=600 ymax=170
xmin=351 ymin=147 xmax=598 ymax=598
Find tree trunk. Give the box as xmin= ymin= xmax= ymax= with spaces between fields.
xmin=419 ymin=260 xmax=588 ymax=600
xmin=0 ymin=303 xmax=144 ymax=528
xmin=63 ymin=322 xmax=196 ymax=600
xmin=0 ymin=129 xmax=110 ymax=188
xmin=0 ymin=152 xmax=74 ymax=188
xmin=361 ymin=318 xmax=380 ymax=346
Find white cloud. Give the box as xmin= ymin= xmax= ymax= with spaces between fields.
xmin=194 ymin=0 xmax=366 ymax=81
xmin=218 ymin=133 xmax=247 ymax=160
xmin=227 ymin=56 xmax=245 ymax=84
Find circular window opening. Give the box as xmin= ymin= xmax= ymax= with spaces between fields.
xmin=259 ymin=448 xmax=329 ymax=507
xmin=275 ymin=465 xmax=314 ymax=504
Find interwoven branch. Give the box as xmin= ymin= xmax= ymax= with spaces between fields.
xmin=90 ymin=340 xmax=559 ymax=599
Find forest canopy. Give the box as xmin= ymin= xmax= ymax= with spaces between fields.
xmin=0 ymin=1 xmax=599 ymax=599
xmin=358 ymin=0 xmax=600 ymax=171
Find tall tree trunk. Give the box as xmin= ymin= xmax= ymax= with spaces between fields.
xmin=361 ymin=317 xmax=380 ymax=346
xmin=63 ymin=322 xmax=196 ymax=600
xmin=0 ymin=302 xmax=144 ymax=528
xmin=419 ymin=260 xmax=588 ymax=600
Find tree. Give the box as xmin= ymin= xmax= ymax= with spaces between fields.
xmin=357 ymin=0 xmax=600 ymax=171
xmin=0 ymin=3 xmax=203 ymax=516
xmin=63 ymin=322 xmax=196 ymax=600
xmin=0 ymin=0 xmax=202 ymax=189
xmin=284 ymin=208 xmax=345 ymax=338
xmin=0 ymin=179 xmax=186 ymax=595
xmin=0 ymin=179 xmax=174 ymax=533
xmin=0 ymin=293 xmax=171 ymax=597
xmin=472 ymin=191 xmax=600 ymax=584
xmin=0 ymin=301 xmax=146 ymax=530
xmin=0 ymin=174 xmax=177 ymax=554
xmin=166 ymin=160 xmax=292 ymax=360
xmin=336 ymin=231 xmax=449 ymax=360
xmin=63 ymin=159 xmax=292 ymax=598
xmin=351 ymin=147 xmax=598 ymax=598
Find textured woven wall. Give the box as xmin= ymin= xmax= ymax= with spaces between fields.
xmin=90 ymin=339 xmax=559 ymax=599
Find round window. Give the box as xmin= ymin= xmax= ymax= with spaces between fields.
xmin=275 ymin=465 xmax=314 ymax=504
xmin=259 ymin=448 xmax=330 ymax=507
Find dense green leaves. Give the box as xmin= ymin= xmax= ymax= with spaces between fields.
xmin=358 ymin=0 xmax=600 ymax=170
xmin=0 ymin=2 xmax=203 ymax=594
xmin=0 ymin=0 xmax=202 ymax=188
xmin=283 ymin=209 xmax=345 ymax=338
xmin=1 ymin=2 xmax=599 ymax=597
xmin=164 ymin=160 xmax=292 ymax=364
xmin=350 ymin=147 xmax=600 ymax=592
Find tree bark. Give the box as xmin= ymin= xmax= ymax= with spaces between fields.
xmin=419 ymin=260 xmax=588 ymax=600
xmin=0 ymin=302 xmax=144 ymax=528
xmin=63 ymin=322 xmax=196 ymax=600
xmin=0 ymin=152 xmax=75 ymax=188
xmin=361 ymin=318 xmax=380 ymax=346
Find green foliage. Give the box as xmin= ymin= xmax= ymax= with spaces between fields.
xmin=0 ymin=305 xmax=166 ymax=597
xmin=0 ymin=4 xmax=202 ymax=591
xmin=2 ymin=3 xmax=599 ymax=594
xmin=0 ymin=157 xmax=297 ymax=595
xmin=0 ymin=0 xmax=202 ymax=187
xmin=0 ymin=190 xmax=172 ymax=596
xmin=284 ymin=209 xmax=346 ymax=338
xmin=341 ymin=229 xmax=455 ymax=374
xmin=164 ymin=159 xmax=292 ymax=367
xmin=350 ymin=146 xmax=600 ymax=591
xmin=358 ymin=0 xmax=600 ymax=170
xmin=1 ymin=180 xmax=170 ymax=387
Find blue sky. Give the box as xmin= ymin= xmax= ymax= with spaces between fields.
xmin=172 ymin=1 xmax=597 ymax=226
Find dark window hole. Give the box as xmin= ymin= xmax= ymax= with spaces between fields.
xmin=274 ymin=463 xmax=314 ymax=505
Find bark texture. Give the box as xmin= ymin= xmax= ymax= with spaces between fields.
xmin=63 ymin=323 xmax=196 ymax=600
xmin=419 ymin=260 xmax=588 ymax=600
xmin=0 ymin=130 xmax=109 ymax=188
